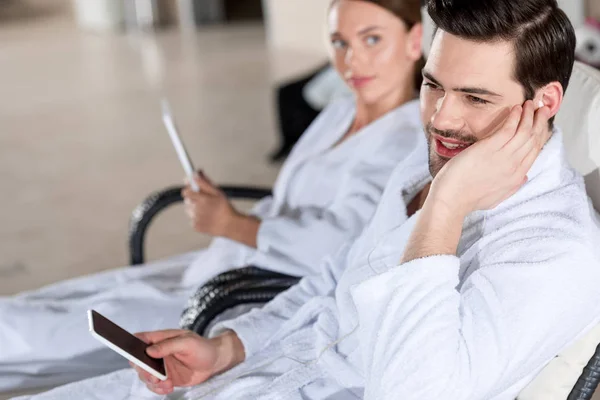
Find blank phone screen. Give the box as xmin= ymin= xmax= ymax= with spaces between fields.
xmin=90 ymin=310 xmax=166 ymax=376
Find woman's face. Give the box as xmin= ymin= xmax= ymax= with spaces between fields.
xmin=328 ymin=0 xmax=422 ymax=105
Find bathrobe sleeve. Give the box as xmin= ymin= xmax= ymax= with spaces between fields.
xmin=211 ymin=242 xmax=351 ymax=358
xmin=351 ymin=229 xmax=600 ymax=400
xmin=249 ymin=196 xmax=275 ymax=219
xmin=256 ymin=160 xmax=395 ymax=274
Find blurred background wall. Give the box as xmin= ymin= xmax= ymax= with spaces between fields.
xmin=590 ymin=0 xmax=600 ymax=19
xmin=263 ymin=0 xmax=329 ymax=57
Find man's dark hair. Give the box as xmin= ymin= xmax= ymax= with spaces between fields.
xmin=427 ymin=0 xmax=576 ymax=123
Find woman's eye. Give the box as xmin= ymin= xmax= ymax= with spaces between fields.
xmin=331 ymin=39 xmax=347 ymax=49
xmin=365 ymin=35 xmax=381 ymax=46
xmin=467 ymin=95 xmax=489 ymax=105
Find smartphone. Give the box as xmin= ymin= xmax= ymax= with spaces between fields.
xmin=87 ymin=309 xmax=168 ymax=381
xmin=161 ymin=99 xmax=200 ymax=192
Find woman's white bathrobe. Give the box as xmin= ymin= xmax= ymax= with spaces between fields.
xmin=21 ymin=129 xmax=600 ymax=400
xmin=0 ymin=98 xmax=426 ymax=393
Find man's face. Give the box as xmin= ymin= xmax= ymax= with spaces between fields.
xmin=421 ymin=30 xmax=526 ymax=177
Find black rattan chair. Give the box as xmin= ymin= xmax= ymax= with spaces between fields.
xmin=128 ymin=184 xmax=299 ymax=335
xmin=129 ymin=184 xmax=272 ymax=266
xmin=569 ymin=351 xmax=600 ymax=400
xmin=179 ymin=266 xmax=300 ymax=335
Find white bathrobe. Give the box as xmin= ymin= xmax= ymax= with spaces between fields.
xmin=0 ymin=98 xmax=427 ymax=393
xmin=21 ymin=129 xmax=600 ymax=400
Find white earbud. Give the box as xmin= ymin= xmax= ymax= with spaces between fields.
xmin=537 ymin=100 xmax=545 ymax=109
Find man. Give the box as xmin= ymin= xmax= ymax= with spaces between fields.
xmin=18 ymin=0 xmax=600 ymax=399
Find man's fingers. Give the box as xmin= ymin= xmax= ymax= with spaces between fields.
xmin=532 ymin=106 xmax=552 ymax=143
xmin=131 ymin=360 xmax=176 ymax=394
xmin=135 ymin=329 xmax=187 ymax=345
xmin=134 ymin=332 xmax=152 ymax=344
xmin=145 ymin=375 xmax=175 ymax=393
xmin=515 ymin=105 xmax=552 ymax=164
xmin=489 ymin=105 xmax=523 ymax=148
xmin=147 ymin=334 xmax=194 ymax=358
xmin=150 ymin=378 xmax=174 ymax=390
xmin=512 ymin=133 xmax=536 ymax=166
xmin=481 ymin=106 xmax=512 ymax=139
xmin=131 ymin=363 xmax=159 ymax=384
xmin=148 ymin=381 xmax=175 ymax=395
xmin=505 ymin=101 xmax=535 ymax=151
xmin=517 ymin=100 xmax=535 ymax=135
xmin=520 ymin=145 xmax=540 ymax=176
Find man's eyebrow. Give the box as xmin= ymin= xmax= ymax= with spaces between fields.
xmin=422 ymin=70 xmax=503 ymax=97
xmin=422 ymin=70 xmax=442 ymax=87
xmin=455 ymin=87 xmax=502 ymax=97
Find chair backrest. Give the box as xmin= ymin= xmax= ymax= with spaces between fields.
xmin=558 ymin=62 xmax=600 ymax=210
xmin=517 ymin=62 xmax=600 ymax=400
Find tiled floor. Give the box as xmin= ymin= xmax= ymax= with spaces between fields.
xmin=0 ymin=1 xmax=323 ymax=297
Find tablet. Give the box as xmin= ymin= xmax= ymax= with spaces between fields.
xmin=161 ymin=99 xmax=200 ymax=192
xmin=87 ymin=309 xmax=168 ymax=381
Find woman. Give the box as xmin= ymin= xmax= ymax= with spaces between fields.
xmin=4 ymin=0 xmax=425 ymax=395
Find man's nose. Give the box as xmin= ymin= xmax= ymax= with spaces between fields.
xmin=431 ymin=95 xmax=465 ymax=132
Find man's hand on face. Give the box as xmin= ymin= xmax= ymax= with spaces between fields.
xmin=130 ymin=329 xmax=245 ymax=395
xmin=429 ymin=100 xmax=552 ymax=218
xmin=401 ymin=100 xmax=551 ymax=263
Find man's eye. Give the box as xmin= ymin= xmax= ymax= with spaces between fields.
xmin=331 ymin=39 xmax=347 ymax=49
xmin=365 ymin=35 xmax=381 ymax=46
xmin=423 ymin=82 xmax=442 ymax=91
xmin=467 ymin=95 xmax=489 ymax=105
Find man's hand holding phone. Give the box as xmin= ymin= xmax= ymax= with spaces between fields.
xmin=132 ymin=329 xmax=245 ymax=395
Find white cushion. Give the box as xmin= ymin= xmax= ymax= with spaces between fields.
xmin=518 ymin=324 xmax=600 ymax=399
xmin=558 ymin=62 xmax=600 ymax=210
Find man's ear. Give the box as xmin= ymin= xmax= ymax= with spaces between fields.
xmin=406 ymin=23 xmax=423 ymax=62
xmin=535 ymin=81 xmax=563 ymax=119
